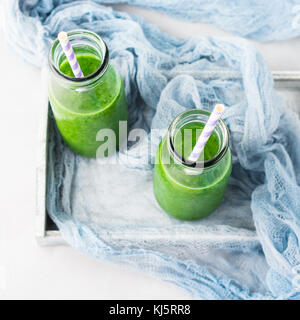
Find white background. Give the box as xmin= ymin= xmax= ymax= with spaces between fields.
xmin=1 ymin=3 xmax=300 ymax=299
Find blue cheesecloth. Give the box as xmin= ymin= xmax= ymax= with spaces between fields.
xmin=3 ymin=0 xmax=300 ymax=299
xmin=10 ymin=0 xmax=300 ymax=43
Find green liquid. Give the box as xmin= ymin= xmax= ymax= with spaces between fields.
xmin=60 ymin=54 xmax=101 ymax=78
xmin=174 ymin=122 xmax=219 ymax=161
xmin=49 ymin=54 xmax=128 ymax=158
xmin=153 ymin=123 xmax=232 ymax=220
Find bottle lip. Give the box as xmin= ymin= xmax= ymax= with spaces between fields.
xmin=167 ymin=109 xmax=230 ymax=169
xmin=48 ymin=29 xmax=109 ymax=83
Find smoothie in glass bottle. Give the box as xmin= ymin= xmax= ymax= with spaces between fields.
xmin=48 ymin=30 xmax=128 ymax=158
xmin=153 ymin=109 xmax=232 ymax=220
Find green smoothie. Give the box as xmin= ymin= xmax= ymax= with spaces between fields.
xmin=174 ymin=122 xmax=219 ymax=161
xmin=153 ymin=116 xmax=232 ymax=220
xmin=49 ymin=39 xmax=128 ymax=158
xmin=60 ymin=55 xmax=101 ymax=80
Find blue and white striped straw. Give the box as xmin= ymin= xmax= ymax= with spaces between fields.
xmin=188 ymin=104 xmax=225 ymax=162
xmin=58 ymin=31 xmax=83 ymax=78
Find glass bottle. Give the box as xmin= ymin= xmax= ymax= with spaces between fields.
xmin=48 ymin=30 xmax=128 ymax=158
xmin=153 ymin=109 xmax=232 ymax=220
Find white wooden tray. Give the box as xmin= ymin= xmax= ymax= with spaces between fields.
xmin=35 ymin=71 xmax=300 ymax=246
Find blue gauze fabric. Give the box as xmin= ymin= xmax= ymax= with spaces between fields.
xmin=4 ymin=0 xmax=300 ymax=299
xmin=8 ymin=0 xmax=300 ymax=42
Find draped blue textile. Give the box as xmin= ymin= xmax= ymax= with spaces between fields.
xmin=11 ymin=0 xmax=300 ymax=42
xmin=4 ymin=1 xmax=300 ymax=299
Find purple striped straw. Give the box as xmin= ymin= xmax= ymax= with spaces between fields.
xmin=188 ymin=104 xmax=225 ymax=162
xmin=58 ymin=31 xmax=83 ymax=78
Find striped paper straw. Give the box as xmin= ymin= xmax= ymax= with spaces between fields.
xmin=58 ymin=31 xmax=83 ymax=78
xmin=188 ymin=104 xmax=225 ymax=162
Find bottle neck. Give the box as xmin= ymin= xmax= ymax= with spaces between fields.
xmin=167 ymin=109 xmax=229 ymax=171
xmin=48 ymin=29 xmax=109 ymax=87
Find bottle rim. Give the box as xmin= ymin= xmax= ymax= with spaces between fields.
xmin=48 ymin=29 xmax=109 ymax=84
xmin=167 ymin=109 xmax=230 ymax=169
